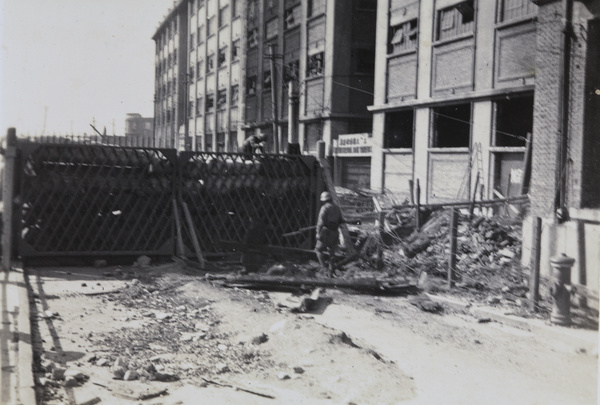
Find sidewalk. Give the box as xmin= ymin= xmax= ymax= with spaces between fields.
xmin=0 ymin=267 xmax=36 ymax=405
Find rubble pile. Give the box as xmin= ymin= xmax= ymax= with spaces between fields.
xmin=86 ymin=280 xmax=275 ymax=382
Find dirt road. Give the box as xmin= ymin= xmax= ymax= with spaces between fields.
xmin=28 ymin=263 xmax=597 ymax=405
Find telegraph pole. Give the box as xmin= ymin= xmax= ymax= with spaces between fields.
xmin=266 ymin=43 xmax=281 ymax=153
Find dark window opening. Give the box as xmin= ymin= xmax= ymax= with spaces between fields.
xmin=217 ymin=89 xmax=227 ymax=108
xmin=247 ymin=76 xmax=257 ymax=95
xmin=218 ymin=47 xmax=227 ymax=67
xmin=432 ymin=104 xmax=471 ymax=148
xmin=206 ymin=94 xmax=215 ymax=111
xmin=494 ymin=95 xmax=532 ymax=147
xmin=263 ymin=70 xmax=272 ymax=90
xmin=355 ymin=48 xmax=375 ymax=74
xmin=307 ymin=52 xmax=324 ymax=78
xmin=284 ymin=60 xmax=299 ymax=82
xmin=385 ymin=110 xmax=414 ymax=149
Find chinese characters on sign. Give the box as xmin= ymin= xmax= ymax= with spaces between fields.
xmin=334 ymin=133 xmax=372 ymax=156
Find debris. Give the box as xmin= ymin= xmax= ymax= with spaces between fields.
xmin=278 ymin=372 xmax=291 ymax=380
xmin=51 ymin=366 xmax=66 ymax=380
xmin=123 ymin=370 xmax=139 ymax=381
xmin=202 ymin=378 xmax=276 ymax=399
xmin=63 ymin=375 xmax=79 ymax=387
xmin=409 ymin=295 xmax=444 ymax=313
xmin=135 ymin=255 xmax=151 ymax=267
xmin=329 ymin=332 xmax=360 ymax=348
xmin=293 ymin=366 xmax=305 ymax=374
xmin=477 ymin=318 xmax=492 ymax=323
xmin=251 ymin=333 xmax=269 ymax=345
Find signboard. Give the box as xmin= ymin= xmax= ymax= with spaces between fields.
xmin=333 ymin=133 xmax=372 ymax=156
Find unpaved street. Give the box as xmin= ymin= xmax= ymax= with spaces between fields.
xmin=29 ymin=263 xmax=597 ymax=405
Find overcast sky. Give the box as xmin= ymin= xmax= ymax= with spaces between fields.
xmin=0 ymin=0 xmax=173 ymax=136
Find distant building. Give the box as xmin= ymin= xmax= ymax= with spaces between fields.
xmin=124 ymin=113 xmax=154 ymax=144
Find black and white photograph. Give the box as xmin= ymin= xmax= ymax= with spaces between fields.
xmin=0 ymin=0 xmax=599 ymax=404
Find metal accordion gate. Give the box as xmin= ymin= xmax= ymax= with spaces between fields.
xmin=15 ymin=141 xmax=321 ymax=260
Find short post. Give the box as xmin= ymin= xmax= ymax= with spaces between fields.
xmin=2 ymin=128 xmax=17 ymax=272
xmin=377 ymin=211 xmax=385 ymax=269
xmin=549 ymin=253 xmax=575 ymax=326
xmin=408 ymin=180 xmax=414 ymax=205
xmin=415 ymin=179 xmax=421 ymax=231
xmin=529 ymin=217 xmax=542 ymax=311
xmin=447 ymin=208 xmax=458 ymax=288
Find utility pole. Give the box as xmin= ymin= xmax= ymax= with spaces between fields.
xmin=266 ymin=43 xmax=281 ymax=153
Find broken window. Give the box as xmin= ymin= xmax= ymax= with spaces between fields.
xmin=431 ymin=104 xmax=471 ymax=148
xmin=285 ymin=6 xmax=301 ymax=29
xmin=498 ymin=0 xmax=537 ymax=23
xmin=232 ymin=40 xmax=240 ymax=60
xmin=385 ymin=110 xmax=414 ymax=149
xmin=207 ymin=54 xmax=215 ymax=72
xmin=494 ymin=95 xmax=532 ymax=147
xmin=436 ymin=1 xmax=474 ymax=41
xmin=217 ymin=89 xmax=227 ymax=108
xmin=218 ymin=47 xmax=227 ymax=67
xmin=307 ymin=52 xmax=324 ymax=78
xmin=246 ymin=75 xmax=257 ymax=95
xmin=231 ymin=85 xmax=239 ymax=105
xmin=263 ymin=70 xmax=272 ymax=90
xmin=284 ymin=60 xmax=299 ymax=82
xmin=389 ymin=19 xmax=418 ymax=54
xmin=206 ymin=93 xmax=215 ymax=111
xmin=248 ymin=28 xmax=258 ymax=48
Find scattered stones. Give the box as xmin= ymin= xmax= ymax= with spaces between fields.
xmin=63 ymin=375 xmax=79 ymax=387
xmin=135 ymin=255 xmax=151 ymax=267
xmin=293 ymin=366 xmax=305 ymax=374
xmin=123 ymin=370 xmax=139 ymax=381
xmin=96 ymin=358 xmax=109 ymax=367
xmin=278 ymin=372 xmax=291 ymax=380
xmin=51 ymin=366 xmax=66 ymax=380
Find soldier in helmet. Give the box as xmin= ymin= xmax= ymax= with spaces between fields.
xmin=315 ymin=191 xmax=344 ymax=275
xmin=240 ymin=133 xmax=267 ymax=158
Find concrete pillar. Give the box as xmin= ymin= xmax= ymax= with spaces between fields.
xmin=416 ymin=0 xmax=434 ymax=99
xmin=370 ymin=112 xmax=386 ymax=191
xmin=413 ymin=108 xmax=430 ymax=202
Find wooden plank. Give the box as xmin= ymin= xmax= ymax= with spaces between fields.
xmin=172 ymin=200 xmax=186 ymax=258
xmin=181 ymin=201 xmax=205 ymax=269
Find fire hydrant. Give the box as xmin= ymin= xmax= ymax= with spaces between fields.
xmin=549 ymin=253 xmax=576 ymax=326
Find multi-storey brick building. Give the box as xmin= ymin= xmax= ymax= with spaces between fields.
xmin=152 ymin=0 xmax=377 ymax=169
xmin=370 ymin=0 xmax=599 ymax=304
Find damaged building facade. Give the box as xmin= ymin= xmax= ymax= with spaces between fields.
xmin=369 ymin=0 xmax=599 ymax=305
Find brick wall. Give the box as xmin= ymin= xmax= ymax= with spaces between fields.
xmin=530 ymin=1 xmax=600 ymax=217
xmin=529 ymin=1 xmax=563 ymax=218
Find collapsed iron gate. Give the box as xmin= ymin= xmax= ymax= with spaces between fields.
xmin=15 ymin=141 xmax=322 ymax=259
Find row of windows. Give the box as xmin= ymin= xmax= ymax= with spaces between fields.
xmin=156 ymin=49 xmax=178 ymax=76
xmin=187 ymin=86 xmax=239 ymax=117
xmin=156 ymin=18 xmax=178 ymax=49
xmin=384 ymin=96 xmax=533 ymax=149
xmin=245 ymin=58 xmax=301 ymax=96
xmin=387 ymin=0 xmax=537 ymax=55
